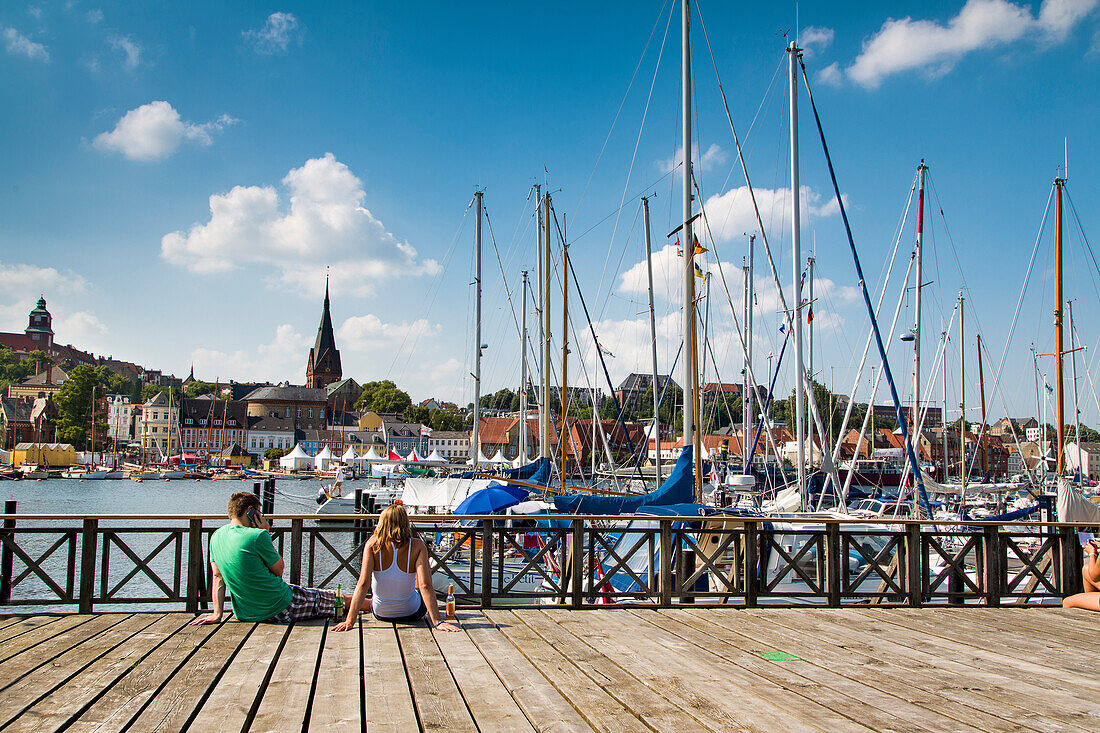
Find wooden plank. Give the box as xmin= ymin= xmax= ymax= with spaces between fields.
xmin=0 ymin=613 xmax=126 ymax=690
xmin=794 ymin=609 xmax=1096 ymax=730
xmin=702 ymin=608 xmax=1062 ymax=733
xmin=398 ymin=620 xmax=478 ymax=732
xmin=0 ymin=615 xmax=25 ymax=632
xmin=486 ymin=610 xmax=654 ymax=733
xmin=0 ymin=613 xmax=93 ymax=663
xmin=6 ymin=614 xmax=189 ymax=732
xmin=309 ymin=621 xmax=361 ymax=732
xmin=673 ymin=608 xmax=1033 ymax=733
xmin=0 ymin=614 xmax=156 ymax=729
xmin=183 ymin=622 xmax=289 ymax=732
xmin=641 ymin=609 xmax=956 ymax=733
xmin=251 ymin=621 xmax=327 ymax=732
xmin=463 ymin=610 xmax=593 ymax=733
xmin=0 ymin=614 xmax=60 ymax=645
xmin=431 ymin=612 xmax=535 ymax=733
xmin=127 ymin=617 xmax=254 ymax=732
xmin=66 ymin=620 xmax=224 ymax=733
xmin=361 ymin=619 xmax=419 ymax=732
xmin=553 ymin=608 xmax=839 ymax=733
xmin=508 ymin=610 xmax=711 ymax=733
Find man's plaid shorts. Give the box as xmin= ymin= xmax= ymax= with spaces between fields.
xmin=267 ymin=584 xmax=336 ymax=623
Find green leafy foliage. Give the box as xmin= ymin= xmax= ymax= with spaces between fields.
xmin=0 ymin=348 xmax=55 ymax=393
xmin=355 ymin=380 xmax=412 ymax=413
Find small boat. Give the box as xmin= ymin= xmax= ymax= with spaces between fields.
xmin=20 ymin=464 xmax=49 ymax=480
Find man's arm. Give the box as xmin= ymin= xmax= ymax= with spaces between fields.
xmin=269 ymin=558 xmax=285 ymax=577
xmin=189 ymin=560 xmax=226 ymax=625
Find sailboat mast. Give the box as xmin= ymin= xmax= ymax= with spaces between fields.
xmin=912 ymin=160 xmax=927 ymax=444
xmin=471 ymin=191 xmax=483 ymax=466
xmin=541 ymin=193 xmax=552 ymax=460
xmin=520 ymin=270 xmax=529 ymax=463
xmin=807 ymin=255 xmax=814 ymax=468
xmin=1054 ymin=177 xmax=1066 ymax=475
xmin=743 ymin=235 xmax=754 ymax=472
xmin=681 ymin=0 xmax=701 ymax=500
xmin=642 ymin=195 xmax=662 ymax=483
xmin=942 ymin=329 xmax=949 ymax=482
xmin=977 ymin=334 xmax=988 ymax=478
xmin=959 ymin=294 xmax=966 ymax=495
xmin=561 ymin=239 xmax=569 ymax=489
xmin=1070 ymin=299 xmax=1081 ymax=465
xmin=788 ymin=40 xmax=807 ymax=508
xmin=1033 ymin=344 xmax=1041 ymax=479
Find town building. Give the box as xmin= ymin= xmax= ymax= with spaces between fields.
xmin=305 ymin=279 xmax=342 ymax=389
xmin=383 ymin=420 xmax=429 ymax=457
xmin=138 ymin=392 xmax=179 ymax=458
xmin=0 ymin=397 xmax=51 ymax=449
xmin=7 ymin=365 xmax=68 ymax=399
xmin=177 ymin=398 xmax=249 ymax=457
xmin=1065 ymin=442 xmax=1100 ymax=481
xmin=243 ymin=385 xmax=329 ymax=431
xmin=247 ymin=414 xmax=299 ymax=456
xmin=614 ymin=374 xmax=679 ymax=414
xmin=427 ymin=430 xmax=470 ymax=462
xmin=105 ymin=394 xmax=133 ymax=443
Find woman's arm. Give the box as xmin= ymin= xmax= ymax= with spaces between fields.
xmin=333 ymin=539 xmax=375 ymax=632
xmin=414 ymin=539 xmax=459 ymax=632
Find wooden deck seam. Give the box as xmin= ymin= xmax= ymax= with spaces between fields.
xmin=176 ymin=620 xmax=259 ymax=733
xmin=392 ymin=622 xmax=426 ymax=733
xmin=299 ymin=620 xmax=330 ymax=733
xmin=240 ymin=622 xmax=294 ymax=733
xmin=0 ymin=614 xmax=132 ymax=694
xmin=425 ymin=620 xmax=488 ymax=732
xmin=0 ymin=614 xmax=97 ymax=666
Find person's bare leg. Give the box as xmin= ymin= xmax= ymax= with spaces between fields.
xmin=1063 ymin=592 xmax=1100 ymax=611
xmin=1084 ymin=566 xmax=1100 ymax=593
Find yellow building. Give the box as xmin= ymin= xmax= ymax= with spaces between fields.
xmin=7 ymin=365 xmax=68 ymax=399
xmin=13 ymin=442 xmax=76 ymax=467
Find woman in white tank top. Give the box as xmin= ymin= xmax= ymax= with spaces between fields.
xmin=333 ymin=503 xmax=459 ymax=631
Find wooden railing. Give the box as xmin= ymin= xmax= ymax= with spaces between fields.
xmin=0 ymin=511 xmax=1088 ymax=611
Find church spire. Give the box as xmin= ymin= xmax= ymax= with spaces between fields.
xmin=306 ymin=270 xmax=342 ymax=388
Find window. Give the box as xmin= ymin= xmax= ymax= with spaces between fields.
xmin=296 ymin=408 xmax=302 ymax=419
xmin=199 ymin=419 xmax=207 ymax=426
xmin=285 ymin=407 xmax=291 ymax=418
xmin=320 ymin=409 xmax=325 ymax=420
xmin=152 ymin=412 xmax=158 ymax=420
xmin=185 ymin=418 xmax=193 ymax=425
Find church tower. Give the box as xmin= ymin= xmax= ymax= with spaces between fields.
xmin=25 ymin=296 xmax=53 ymax=349
xmin=305 ymin=277 xmax=342 ymax=388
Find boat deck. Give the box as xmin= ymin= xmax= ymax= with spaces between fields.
xmin=0 ymin=607 xmax=1093 ymax=731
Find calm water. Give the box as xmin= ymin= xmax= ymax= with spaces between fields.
xmin=2 ymin=477 xmax=374 ymax=611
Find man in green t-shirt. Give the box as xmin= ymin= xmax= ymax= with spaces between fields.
xmin=190 ymin=492 xmax=350 ymax=624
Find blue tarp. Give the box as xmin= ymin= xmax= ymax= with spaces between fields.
xmin=503 ymin=457 xmax=550 ymax=481
xmin=552 ymin=446 xmax=697 ymax=514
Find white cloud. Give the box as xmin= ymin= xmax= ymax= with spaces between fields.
xmin=337 ymin=315 xmax=441 ymax=352
xmin=161 ymin=153 xmax=441 ymax=297
xmin=0 ymin=261 xmax=109 ymax=352
xmin=108 ymin=34 xmax=141 ymax=69
xmin=3 ymin=27 xmax=49 ymax=61
xmin=57 ymin=311 xmax=108 ymax=338
xmin=817 ymin=62 xmax=843 ymax=86
xmin=658 ymin=143 xmax=727 ymax=174
xmin=93 ymin=101 xmax=237 ymax=161
xmin=190 ymin=324 xmax=310 ymax=383
xmin=86 ymin=8 xmax=103 ymax=24
xmin=701 ymin=184 xmax=841 ymax=244
xmin=28 ymin=6 xmax=43 ymax=19
xmin=848 ymin=0 xmax=1098 ymax=87
xmin=243 ymin=12 xmax=302 ymax=55
xmin=800 ymin=26 xmax=835 ymax=56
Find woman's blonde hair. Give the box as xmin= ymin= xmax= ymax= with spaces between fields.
xmin=371 ymin=503 xmax=413 ymax=552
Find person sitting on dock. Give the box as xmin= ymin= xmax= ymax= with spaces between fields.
xmin=190 ymin=491 xmax=351 ymax=625
xmin=1063 ymin=538 xmax=1100 ymax=611
xmin=333 ymin=502 xmax=458 ymax=632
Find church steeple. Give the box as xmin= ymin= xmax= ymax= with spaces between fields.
xmin=305 ymin=273 xmax=342 ymax=389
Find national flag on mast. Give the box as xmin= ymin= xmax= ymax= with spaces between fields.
xmin=807 ymin=305 xmax=814 ymax=324
xmin=693 ymin=235 xmax=708 ymax=255
xmin=694 ymin=262 xmax=706 ymax=279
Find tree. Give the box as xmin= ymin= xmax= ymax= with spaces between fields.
xmin=184 ymin=380 xmax=219 ymax=399
xmin=355 ymin=380 xmax=412 ymax=414
xmin=404 ymin=405 xmax=430 ymax=425
xmin=0 ymin=347 xmax=55 ymax=394
xmin=429 ymin=409 xmax=465 ymax=432
xmin=264 ymin=447 xmax=286 ymax=460
xmin=141 ymin=383 xmax=180 ymax=404
xmin=54 ymin=365 xmax=104 ymax=447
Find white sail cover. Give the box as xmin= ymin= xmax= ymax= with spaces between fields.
xmin=511 ymin=456 xmax=526 ymax=468
xmin=1058 ymin=477 xmax=1100 ymax=523
xmin=489 ymin=449 xmax=508 ymax=464
xmin=279 ymin=444 xmax=312 ymax=470
xmin=919 ymin=468 xmax=1018 ymax=495
xmin=313 ymin=446 xmax=334 ymax=469
xmin=364 ymin=446 xmax=383 ymax=462
xmin=403 ymin=477 xmax=494 ymax=509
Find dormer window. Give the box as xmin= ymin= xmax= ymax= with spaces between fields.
xmin=213 ymin=419 xmax=221 ymax=426
xmin=199 ymin=419 xmax=207 ymax=426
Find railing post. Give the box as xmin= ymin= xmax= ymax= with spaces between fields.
xmin=79 ymin=518 xmax=98 ymax=614
xmin=186 ymin=518 xmax=203 ymax=613
xmin=984 ymin=524 xmax=1001 ymax=607
xmin=744 ymin=520 xmax=758 ymax=608
xmin=480 ymin=518 xmax=492 ymax=608
xmin=290 ymin=518 xmax=303 ymax=586
xmin=659 ymin=519 xmax=672 ymax=607
xmin=0 ymin=500 xmax=14 ymax=605
xmin=825 ymin=521 xmax=841 ymax=608
xmin=1061 ymin=525 xmax=1083 ymax=597
xmin=570 ymin=518 xmax=583 ymax=609
xmin=906 ymin=522 xmax=922 ymax=607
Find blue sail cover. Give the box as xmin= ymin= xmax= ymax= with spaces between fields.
xmin=502 ymin=457 xmax=550 ymax=481
xmin=553 ymin=446 xmax=697 ymax=514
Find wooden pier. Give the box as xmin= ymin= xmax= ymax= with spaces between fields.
xmin=0 ymin=607 xmax=1093 ymax=731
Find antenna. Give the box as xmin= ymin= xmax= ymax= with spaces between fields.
xmin=1064 ymin=137 xmax=1069 ymax=182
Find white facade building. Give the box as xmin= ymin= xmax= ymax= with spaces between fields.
xmin=1065 ymin=442 xmax=1100 ymax=481
xmin=139 ymin=392 xmax=179 ymax=457
xmin=428 ymin=431 xmax=471 ymax=463
xmin=106 ymin=394 xmax=132 ymax=443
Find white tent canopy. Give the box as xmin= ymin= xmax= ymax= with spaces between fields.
xmin=407 ymin=448 xmax=422 ymax=462
xmin=469 ymin=450 xmax=492 ymax=466
xmin=364 ymin=446 xmax=383 ymax=462
xmin=341 ymin=446 xmax=360 ymax=463
xmin=489 ymin=449 xmax=509 ymax=464
xmin=279 ymin=444 xmax=312 ymax=470
xmin=313 ymin=446 xmax=334 ymax=470
xmin=426 ymin=450 xmax=446 ymax=464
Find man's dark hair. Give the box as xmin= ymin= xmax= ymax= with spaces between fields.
xmin=228 ymin=491 xmax=261 ymax=519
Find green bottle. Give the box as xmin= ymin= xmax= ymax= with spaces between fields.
xmin=334 ymin=584 xmax=344 ymax=621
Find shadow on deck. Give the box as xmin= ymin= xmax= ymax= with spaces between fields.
xmin=0 ymin=607 xmax=1094 ymax=731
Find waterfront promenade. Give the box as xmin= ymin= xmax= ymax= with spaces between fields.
xmin=0 ymin=606 xmax=1093 ymax=731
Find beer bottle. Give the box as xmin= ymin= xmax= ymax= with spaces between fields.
xmin=446 ymin=583 xmax=456 ymax=620
xmin=334 ymin=584 xmax=344 ymax=622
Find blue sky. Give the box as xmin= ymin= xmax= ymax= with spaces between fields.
xmin=2 ymin=0 xmax=1100 ymax=429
